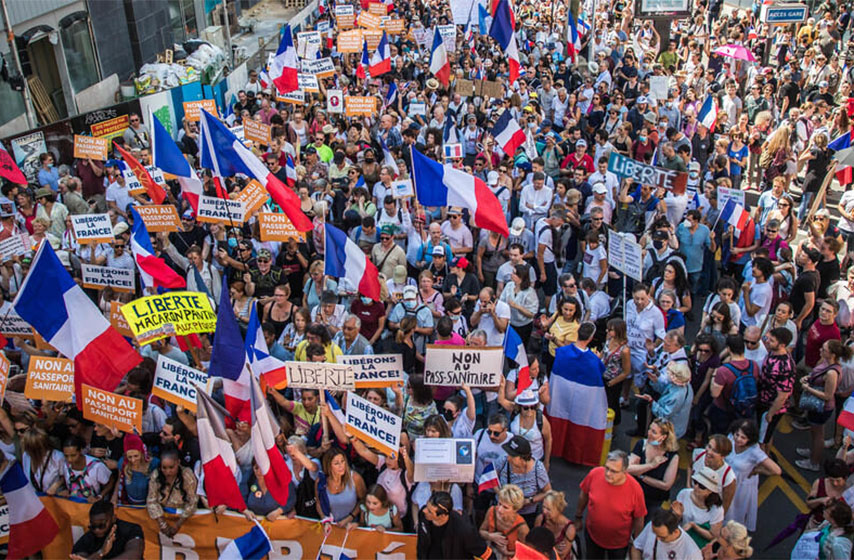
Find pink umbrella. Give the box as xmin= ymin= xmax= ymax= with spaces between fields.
xmin=713 ymin=44 xmax=757 ymax=62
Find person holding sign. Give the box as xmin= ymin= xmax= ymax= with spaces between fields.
xmin=145 ymin=448 xmax=198 ymax=538
xmin=442 ymin=385 xmax=476 ymax=439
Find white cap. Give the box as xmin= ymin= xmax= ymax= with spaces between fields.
xmin=487 ymin=170 xmax=499 ymax=185
xmin=403 ymin=285 xmax=418 ymax=299
xmin=592 ymin=182 xmax=607 ymax=194
xmin=510 ymin=217 xmax=526 ymax=237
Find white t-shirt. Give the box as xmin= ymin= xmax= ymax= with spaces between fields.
xmin=310 ymin=304 xmax=347 ymax=330
xmin=472 ymin=299 xmax=512 ymax=346
xmin=674 ymin=486 xmax=725 ymax=529
xmin=440 ymin=221 xmax=473 ymax=251
xmin=60 ymin=456 xmax=112 ymax=497
xmin=586 ymin=290 xmax=612 ymax=321
xmin=739 ymin=280 xmax=772 ymax=327
xmin=106 ymin=181 xmax=134 ymax=214
xmin=633 ymin=523 xmax=703 ymax=560
xmin=626 ymin=300 xmax=667 ymax=374
xmin=496 ymin=261 xmax=536 ymax=288
xmin=582 ymin=245 xmax=607 ymax=284
xmin=703 ymin=294 xmax=742 ymax=329
xmin=413 ymin=482 xmax=463 ymax=511
xmin=451 ymin=409 xmax=475 ymax=439
xmin=474 ymin=429 xmax=511 ymax=479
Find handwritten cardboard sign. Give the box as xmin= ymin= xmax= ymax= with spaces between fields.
xmin=71 ymin=214 xmax=114 ymax=244
xmin=345 ymin=96 xmax=376 ymax=116
xmin=196 ymin=195 xmax=245 ymax=224
xmin=81 ymin=384 xmax=142 ymax=433
xmin=234 ymin=180 xmax=268 ymax=218
xmin=337 ymin=354 xmax=404 ymax=387
xmin=110 ymin=300 xmax=134 ymax=338
xmin=81 ymin=264 xmax=136 ymax=292
xmin=337 ymin=29 xmax=363 ymax=52
xmin=298 ymin=73 xmax=320 ymax=93
xmin=258 ymin=212 xmax=305 ymax=241
xmin=242 ymin=118 xmax=271 ymax=145
xmin=73 ymin=135 xmax=109 ymax=161
xmin=285 ymin=361 xmax=355 ymax=390
xmin=182 ymin=99 xmax=218 ymax=121
xmin=456 ymin=79 xmax=475 ymax=97
xmin=345 ymin=391 xmax=402 ymax=458
xmin=152 ymin=354 xmax=210 ymax=413
xmin=423 ymin=345 xmax=504 ymax=387
xmin=25 ymin=357 xmax=74 ymax=402
xmin=134 ymin=205 xmax=181 ymax=232
xmin=301 ymin=57 xmax=336 ymax=79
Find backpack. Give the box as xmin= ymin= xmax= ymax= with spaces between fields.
xmin=724 ymin=362 xmax=759 ymax=418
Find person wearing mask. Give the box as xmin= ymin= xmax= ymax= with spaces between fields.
xmin=417 ymin=491 xmax=490 ymax=559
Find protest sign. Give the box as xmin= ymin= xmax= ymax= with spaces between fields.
xmin=359 ymin=11 xmax=382 ymax=29
xmin=0 ymin=312 xmax=32 ymax=338
xmin=0 ymin=234 xmax=27 ymax=262
xmin=424 ymin=345 xmax=504 ymax=387
xmin=297 ymin=31 xmax=322 ymax=59
xmin=345 ymin=391 xmax=402 ymax=458
xmin=363 ymin=29 xmax=383 ymax=50
xmin=32 ymin=329 xmax=55 ymax=351
xmin=196 ymin=195 xmax=245 ymax=224
xmin=71 ymin=213 xmax=114 ymax=244
xmin=110 ymin=300 xmax=134 ymax=338
xmin=414 ymin=438 xmax=475 ymax=482
xmin=718 ymin=186 xmax=745 ymax=209
xmin=412 ymin=27 xmax=431 ymax=47
xmin=82 ymin=384 xmax=142 ymax=433
xmin=242 ymin=118 xmax=271 ymax=145
xmin=90 ymin=114 xmax=129 ymax=139
xmin=121 ymin=166 xmax=144 ymax=195
xmin=302 ymin=57 xmax=336 ymax=78
xmin=479 ymin=80 xmax=504 ymax=100
xmin=152 ymin=355 xmax=210 ymax=413
xmin=345 ymin=96 xmax=376 ymax=117
xmin=145 ymin=165 xmax=167 ymax=185
xmin=649 ymin=76 xmax=669 ymax=100
xmin=298 ymin=73 xmax=320 ymax=93
xmin=0 ymin=354 xmax=9 ymax=405
xmin=121 ymin=291 xmax=217 ymax=345
xmin=258 ymin=212 xmax=306 ymax=241
xmin=409 ymin=101 xmax=426 ymax=116
xmin=134 ymin=205 xmax=181 ymax=232
xmin=607 ymin=151 xmax=687 ymax=195
xmin=277 ymin=90 xmax=305 ymax=105
xmin=234 ymin=180 xmax=268 ymax=218
xmin=335 ymin=4 xmax=355 ymax=27
xmin=437 ymin=24 xmax=456 ymax=52
xmin=229 ymin=125 xmax=248 ymax=146
xmin=384 ymin=18 xmax=405 ymax=33
xmin=607 ymin=232 xmax=643 ymax=282
xmin=327 ymin=89 xmax=344 ymax=113
xmin=337 ymin=29 xmax=362 ymax=52
xmin=73 ymin=135 xmax=108 ymax=161
xmin=391 ymin=179 xmax=414 ymax=199
xmin=183 ymin=99 xmax=217 ymax=121
xmin=285 ymin=361 xmax=355 ymax=390
xmin=337 ymin=354 xmax=404 ymax=387
xmin=317 ymin=20 xmax=330 ymax=33
xmin=455 ymin=79 xmax=475 ymax=97
xmin=82 ymin=264 xmax=135 ymax=292
xmin=368 ymin=2 xmax=387 ymax=15
xmin=25 ymin=357 xmax=74 ymax=402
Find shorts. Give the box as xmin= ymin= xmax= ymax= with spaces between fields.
xmin=807 ymin=408 xmax=834 ymax=425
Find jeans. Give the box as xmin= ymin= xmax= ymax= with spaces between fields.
xmin=798 ymin=191 xmax=815 ymax=222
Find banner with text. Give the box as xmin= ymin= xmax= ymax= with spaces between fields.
xmin=152 ymin=355 xmax=210 ymax=413
xmin=81 ymin=384 xmax=142 ymax=433
xmin=607 ymin=151 xmax=687 ymax=195
xmin=121 ymin=292 xmax=217 ymax=344
xmin=25 ymin=357 xmax=74 ymax=402
xmin=423 ymin=345 xmax=503 ymax=387
xmin=346 ymin=391 xmax=402 ymax=458
xmin=285 ymin=361 xmax=355 ymax=390
xmin=82 ymin=264 xmax=135 ymax=292
xmin=197 ymin=195 xmax=245 ymax=224
xmin=337 ymin=354 xmax=404 ymax=387
xmin=134 ymin=204 xmax=181 ymax=232
xmin=258 ymin=212 xmax=306 ymax=241
xmin=71 ymin=214 xmax=114 ymax=244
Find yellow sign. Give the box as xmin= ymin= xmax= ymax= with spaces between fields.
xmin=121 ymin=292 xmax=217 ymax=345
xmin=25 ymin=357 xmax=74 ymax=402
xmin=81 ymin=384 xmax=142 ymax=433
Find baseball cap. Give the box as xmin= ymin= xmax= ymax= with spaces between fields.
xmin=380 ymin=224 xmax=395 ymax=236
xmin=304 ymin=146 xmax=318 ymax=155
xmin=502 ymin=435 xmax=532 ymax=457
xmin=182 ymin=210 xmax=195 ymax=220
xmin=689 ymin=161 xmax=701 ymax=172
xmin=576 ymin=139 xmax=587 ymax=148
xmin=432 ymin=245 xmax=446 ymax=257
xmin=487 ymin=171 xmax=499 ymax=185
xmin=820 ymin=80 xmax=829 ymax=88
xmin=393 ymin=265 xmax=407 ymax=284
xmin=652 ymin=230 xmax=669 ymax=241
xmin=258 ymin=248 xmax=272 ymax=260
xmin=402 ymin=285 xmax=418 ymax=299
xmin=510 ymin=217 xmax=526 ymax=237
xmin=592 ymin=182 xmax=607 ymax=194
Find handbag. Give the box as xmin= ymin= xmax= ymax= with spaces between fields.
xmin=799 ymin=368 xmax=832 ymax=414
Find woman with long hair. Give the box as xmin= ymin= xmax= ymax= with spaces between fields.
xmin=354 ymin=484 xmax=403 ymax=532
xmin=628 ymin=418 xmax=680 ymax=515
xmin=18 ymin=422 xmax=63 ymax=494
xmin=805 ymin=459 xmax=852 ymax=531
xmin=402 ymin=373 xmax=437 ymax=438
xmin=278 ymin=306 xmax=310 ymax=360
xmin=699 ymin=301 xmax=737 ymax=352
xmin=651 ymin=263 xmax=692 ymax=314
xmin=602 ymin=319 xmax=631 ymax=425
xmin=798 ymin=133 xmax=833 ymax=221
xmin=146 ymin=448 xmax=198 ymax=537
xmin=499 ymin=263 xmax=539 ymax=342
xmin=114 ymin=434 xmax=158 ymax=505
xmin=672 ymin=466 xmax=725 ymax=548
xmin=262 ymin=284 xmax=294 ymax=340
xmin=760 ymin=125 xmax=793 ymax=190
xmin=230 ymin=280 xmax=255 ymax=330
xmin=767 ymin=194 xmax=799 ymax=244
xmin=534 ymin=490 xmax=576 ymax=560
xmin=303 ymin=260 xmax=338 ymax=312
xmin=542 ymin=296 xmax=582 ymax=363
xmin=316 ymin=447 xmax=366 ymax=527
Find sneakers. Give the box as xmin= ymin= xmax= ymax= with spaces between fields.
xmin=619 ymin=397 xmax=629 ymax=409
xmin=791 ymin=418 xmax=811 ymax=430
xmin=795 ymin=459 xmax=821 ymax=472
xmin=796 ymin=447 xmax=812 ymax=458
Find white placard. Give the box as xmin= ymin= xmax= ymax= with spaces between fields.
xmin=327 ymin=89 xmax=344 ymax=113
xmin=297 ymin=31 xmax=322 ymax=59
xmin=414 ymin=438 xmax=475 ymax=483
xmin=608 ymin=232 xmax=643 ymax=282
xmin=649 ymin=76 xmax=669 ymax=101
xmin=302 ymin=57 xmax=336 ymax=77
xmin=451 ymin=0 xmax=476 ymax=24
xmin=345 ymin=391 xmax=402 ymax=458
xmin=318 ymin=20 xmax=330 ymax=33
xmin=145 ymin=165 xmax=167 ymax=185
xmin=337 ymin=354 xmax=404 ymax=387
xmin=298 ymin=73 xmax=320 ymax=93
xmin=285 ymin=361 xmax=355 ymax=389
xmin=437 ymin=25 xmax=457 ymax=53
xmin=278 ymin=90 xmax=305 ymax=105
xmin=409 ymin=101 xmax=426 ymax=116
xmin=71 ymin=213 xmax=114 ymax=244
xmin=152 ymin=354 xmax=211 ymax=413
xmin=196 ymin=195 xmax=245 ymax=224
xmin=423 ymin=345 xmax=504 ymax=387
xmin=391 ymin=179 xmax=413 ymax=199
xmin=0 ymin=312 xmax=31 ymax=337
xmin=0 ymin=234 xmax=27 ymax=262
xmin=718 ymin=186 xmax=745 ymax=209
xmin=81 ymin=264 xmax=136 ymax=292
xmin=121 ymin=166 xmax=143 ymax=193
xmin=335 ymin=4 xmax=354 ymax=16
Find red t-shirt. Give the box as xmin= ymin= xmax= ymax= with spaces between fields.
xmin=349 ymin=299 xmax=386 ymax=340
xmin=712 ymin=359 xmax=757 ymax=411
xmin=805 ymin=320 xmax=841 ymax=368
xmin=580 ymin=467 xmax=646 ymax=549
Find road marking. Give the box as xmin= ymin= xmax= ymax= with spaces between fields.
xmin=757 ymin=475 xmax=809 ymax=513
xmin=768 ymin=444 xmax=812 ymax=493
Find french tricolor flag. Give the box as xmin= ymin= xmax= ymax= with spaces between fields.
xmin=369 ymin=31 xmax=391 ymax=77
xmin=546 ymin=344 xmax=608 ymax=466
xmin=830 ymin=129 xmax=854 ymax=185
xmin=130 ymin=206 xmax=186 ymax=290
xmin=150 ymin=109 xmax=203 ymax=212
xmin=325 ymin=390 xmax=346 ymax=425
xmin=270 ymin=25 xmax=299 ymax=94
xmin=430 ymin=28 xmax=451 ymax=87
xmin=357 ymin=40 xmax=370 ymax=80
xmin=504 ymin=325 xmax=531 ymax=392
xmin=478 ymin=462 xmax=500 ymax=492
xmin=250 ymin=373 xmax=293 ymax=506
xmin=197 ymin=388 xmax=247 ymax=511
xmin=411 ymin=147 xmax=509 ymax=237
xmin=220 ymin=523 xmax=272 ymax=560
xmin=198 ymin=109 xmax=312 ymax=232
xmin=324 ymin=223 xmax=381 ymax=301
xmin=567 ymin=14 xmax=581 ymax=63
xmin=12 ymin=241 xmax=141 ymax=407
xmin=489 ymin=0 xmax=520 ymax=84
xmin=838 ymin=394 xmax=854 ymax=431
xmin=209 ymin=276 xmax=251 ymax=423
xmin=491 ymin=110 xmax=526 ymax=157
xmin=0 ymin=460 xmax=59 ymax=558
xmin=718 ymin=198 xmax=751 ymax=233
xmin=285 ymin=153 xmax=297 ymax=187
xmin=698 ymin=95 xmax=718 ymax=132
xmin=245 ymin=301 xmax=287 ymax=389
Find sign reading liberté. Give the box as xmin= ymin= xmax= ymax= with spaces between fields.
xmin=152 ymin=355 xmax=210 ymax=413
xmin=607 ymin=152 xmax=687 ymax=195
xmin=345 ymin=391 xmax=402 ymax=458
xmin=285 ymin=361 xmax=355 ymax=390
xmin=423 ymin=346 xmax=503 ymax=387
xmin=337 ymin=354 xmax=404 ymax=387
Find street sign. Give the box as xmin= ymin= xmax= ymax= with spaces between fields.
xmin=760 ymin=3 xmax=807 ymax=24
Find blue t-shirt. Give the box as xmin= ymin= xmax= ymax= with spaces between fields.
xmin=727 ymin=144 xmax=748 ymax=176
xmin=675 ymin=222 xmax=711 ymax=274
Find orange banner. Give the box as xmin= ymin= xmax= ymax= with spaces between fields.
xmin=359 ymin=11 xmax=382 ymax=28
xmin=258 ymin=212 xmax=306 ymax=241
xmin=337 ymin=29 xmax=363 ymax=52
xmin=183 ymin=99 xmax=217 ymax=121
xmin=242 ymin=118 xmax=271 ymax=145
xmin=234 ymin=179 xmax=268 ymax=218
xmin=40 ymin=496 xmax=417 ymax=559
xmin=73 ymin=135 xmax=108 ymax=161
xmin=25 ymin=357 xmax=74 ymax=402
xmin=345 ymin=96 xmax=377 ymax=116
xmin=134 ymin=205 xmax=181 ymax=232
xmin=81 ymin=384 xmax=142 ymax=433
xmin=110 ymin=300 xmax=134 ymax=338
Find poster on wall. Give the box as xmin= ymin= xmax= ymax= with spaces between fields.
xmin=9 ymin=132 xmax=46 ymax=183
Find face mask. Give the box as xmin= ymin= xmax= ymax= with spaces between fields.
xmin=449 ymin=313 xmax=460 ymax=320
xmin=653 ymin=240 xmax=665 ymax=250
xmin=228 ymin=238 xmax=238 ymax=249
xmin=528 ymin=122 xmax=537 ymax=128
xmin=648 ymin=439 xmax=662 ymax=446
xmin=404 ymin=300 xmax=416 ymax=309
xmin=365 ymin=157 xmax=375 ymax=163
xmin=361 ymin=297 xmax=372 ymax=304
xmin=442 ymin=409 xmax=455 ymax=421
xmin=639 ymin=136 xmax=647 ymax=143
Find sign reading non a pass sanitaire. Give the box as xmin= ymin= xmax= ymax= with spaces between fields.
xmin=134 ymin=205 xmax=181 ymax=232
xmin=423 ymin=345 xmax=504 ymax=387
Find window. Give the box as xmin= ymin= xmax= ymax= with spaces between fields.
xmin=60 ymin=18 xmax=99 ymax=94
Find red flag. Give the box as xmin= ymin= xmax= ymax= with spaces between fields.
xmin=114 ymin=142 xmax=166 ymax=204
xmin=0 ymin=146 xmax=27 ymax=185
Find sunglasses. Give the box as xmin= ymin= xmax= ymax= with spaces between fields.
xmin=745 ymin=339 xmax=760 ymax=346
xmin=257 ymin=258 xmax=271 ymax=263
xmin=521 ymin=405 xmax=538 ymax=410
xmin=380 ymin=235 xmax=392 ymax=240
xmin=488 ymin=429 xmax=504 ymax=436
xmin=697 ymin=348 xmax=712 ymax=354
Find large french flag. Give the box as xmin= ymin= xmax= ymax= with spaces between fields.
xmin=325 ymin=223 xmax=381 ymax=301
xmin=489 ymin=0 xmax=520 ymax=84
xmin=12 ymin=241 xmax=141 ymax=406
xmin=249 ymin=373 xmax=293 ymax=506
xmin=698 ymin=95 xmax=718 ymax=132
xmin=546 ymin=344 xmax=607 ymax=466
xmin=130 ymin=206 xmax=186 ymax=290
xmin=830 ymin=129 xmax=854 ymax=185
xmin=567 ymin=14 xmax=581 ymax=63
xmin=491 ymin=110 xmax=526 ymax=157
xmin=209 ymin=276 xmax=251 ymax=422
xmin=198 ymin=109 xmax=312 ymax=232
xmin=429 ymin=28 xmax=451 ymax=87
xmin=357 ymin=40 xmax=370 ymax=80
xmin=270 ymin=25 xmax=299 ymax=94
xmin=245 ymin=301 xmax=287 ymax=389
xmin=369 ymin=32 xmax=392 ymax=77
xmin=411 ymin=147 xmax=509 ymax=236
xmin=197 ymin=389 xmax=247 ymax=511
xmin=504 ymin=325 xmax=531 ymax=392
xmin=0 ymin=460 xmax=59 ymax=558
xmin=718 ymin=198 xmax=751 ymax=234
xmin=150 ymin=110 xmax=203 ymax=212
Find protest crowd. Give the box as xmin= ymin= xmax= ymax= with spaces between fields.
xmin=10 ymin=0 xmax=854 ymax=557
